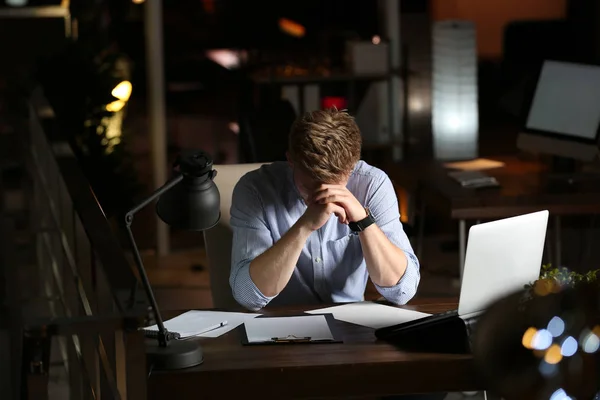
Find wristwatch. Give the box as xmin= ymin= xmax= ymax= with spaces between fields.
xmin=348 ymin=207 xmax=376 ymax=233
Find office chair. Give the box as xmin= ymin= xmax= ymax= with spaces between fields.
xmin=202 ymin=163 xmax=267 ymax=309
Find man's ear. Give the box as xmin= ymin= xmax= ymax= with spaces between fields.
xmin=286 ymin=152 xmax=293 ymax=167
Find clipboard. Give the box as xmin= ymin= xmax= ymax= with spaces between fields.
xmin=240 ymin=313 xmax=343 ymax=345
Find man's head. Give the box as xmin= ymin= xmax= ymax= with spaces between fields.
xmin=287 ymin=108 xmax=362 ymax=199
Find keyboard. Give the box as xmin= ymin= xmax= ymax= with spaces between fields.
xmin=447 ymin=170 xmax=499 ymax=189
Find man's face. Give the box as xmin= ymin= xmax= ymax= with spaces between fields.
xmin=292 ymin=167 xmax=320 ymax=201
xmin=287 ymin=154 xmax=348 ymax=202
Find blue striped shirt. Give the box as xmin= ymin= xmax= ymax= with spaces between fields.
xmin=229 ymin=161 xmax=420 ymax=311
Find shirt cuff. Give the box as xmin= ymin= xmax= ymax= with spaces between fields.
xmin=373 ymin=252 xmax=420 ymax=305
xmin=232 ymin=264 xmax=277 ymax=311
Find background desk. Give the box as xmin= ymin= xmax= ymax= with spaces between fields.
xmin=387 ymin=155 xmax=600 ymax=274
xmin=148 ymin=301 xmax=480 ymax=399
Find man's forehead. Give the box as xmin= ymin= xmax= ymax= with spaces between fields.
xmin=294 ymin=167 xmax=348 ymax=186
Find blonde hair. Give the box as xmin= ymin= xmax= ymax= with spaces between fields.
xmin=288 ymin=108 xmax=362 ymax=183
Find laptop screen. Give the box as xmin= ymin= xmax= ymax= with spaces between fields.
xmin=457 ymin=211 xmax=549 ymax=317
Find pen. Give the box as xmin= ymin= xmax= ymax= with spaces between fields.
xmin=180 ymin=321 xmax=228 ymax=340
xmin=204 ymin=321 xmax=228 ymax=333
xmin=270 ymin=335 xmax=312 ymax=343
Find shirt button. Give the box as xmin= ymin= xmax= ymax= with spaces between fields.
xmin=315 ymin=257 xmax=321 ymax=263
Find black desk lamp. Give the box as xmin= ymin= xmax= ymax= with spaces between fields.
xmin=124 ymin=150 xmax=220 ymax=370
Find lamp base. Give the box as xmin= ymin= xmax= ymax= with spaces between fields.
xmin=147 ymin=340 xmax=204 ymax=370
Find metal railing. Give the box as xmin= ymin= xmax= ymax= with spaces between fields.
xmin=0 ymin=88 xmax=149 ymax=399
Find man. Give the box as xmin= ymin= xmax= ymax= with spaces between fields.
xmin=229 ymin=108 xmax=420 ymax=311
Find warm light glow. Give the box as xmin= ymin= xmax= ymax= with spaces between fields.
xmin=111 ymin=81 xmax=132 ymax=102
xmin=102 ymin=112 xmax=124 ymax=154
xmin=372 ymin=35 xmax=381 ymax=45
xmin=132 ymin=0 xmax=145 ymax=3
xmin=432 ymin=20 xmax=478 ymax=160
xmin=533 ymin=278 xmax=561 ymax=296
xmin=409 ymin=97 xmax=425 ymax=113
xmin=106 ymin=100 xmax=126 ymax=112
xmin=278 ymin=18 xmax=305 ymax=38
xmin=6 ymin=0 xmax=28 ymax=6
xmin=544 ymin=344 xmax=563 ymax=364
xmin=522 ymin=327 xmax=537 ymax=349
xmin=533 ymin=349 xmax=547 ymax=358
xmin=228 ymin=122 xmax=240 ymax=134
xmin=431 ymin=0 xmax=567 ymax=59
xmin=202 ymin=0 xmax=215 ymax=14
xmin=206 ymin=49 xmax=244 ymax=70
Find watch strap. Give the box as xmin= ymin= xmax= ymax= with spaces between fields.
xmin=349 ymin=208 xmax=376 ymax=232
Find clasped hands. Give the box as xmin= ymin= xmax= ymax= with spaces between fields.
xmin=299 ymin=184 xmax=367 ymax=232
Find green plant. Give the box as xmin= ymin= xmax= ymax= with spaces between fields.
xmin=539 ymin=264 xmax=600 ymax=286
xmin=526 ymin=264 xmax=600 ymax=298
xmin=36 ymin=38 xmax=143 ymax=217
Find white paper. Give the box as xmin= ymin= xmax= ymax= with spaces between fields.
xmin=244 ymin=315 xmax=334 ymax=343
xmin=443 ymin=158 xmax=505 ymax=171
xmin=145 ymin=311 xmax=261 ymax=338
xmin=305 ymin=302 xmax=431 ymax=329
xmin=194 ymin=311 xmax=262 ymax=338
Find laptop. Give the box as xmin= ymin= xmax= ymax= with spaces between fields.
xmin=375 ymin=210 xmax=549 ymax=353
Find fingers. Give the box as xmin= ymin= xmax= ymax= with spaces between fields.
xmin=316 ymin=194 xmax=347 ymax=206
xmin=318 ymin=184 xmax=347 ymax=190
xmin=312 ymin=187 xmax=348 ymax=204
xmin=326 ymin=202 xmax=348 ymax=224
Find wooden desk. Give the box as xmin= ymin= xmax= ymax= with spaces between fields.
xmin=148 ymin=301 xmax=480 ymax=399
xmin=387 ymin=155 xmax=600 ymax=271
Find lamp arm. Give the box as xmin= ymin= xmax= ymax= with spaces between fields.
xmin=127 ymin=173 xmax=184 ymax=216
xmin=124 ymin=173 xmax=184 ymax=347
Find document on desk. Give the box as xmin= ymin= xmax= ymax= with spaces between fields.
xmin=305 ymin=302 xmax=431 ymax=330
xmin=443 ymin=158 xmax=505 ymax=171
xmin=243 ymin=315 xmax=336 ymax=344
xmin=144 ymin=311 xmax=261 ymax=339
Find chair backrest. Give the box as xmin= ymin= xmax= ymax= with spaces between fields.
xmin=203 ymin=163 xmax=266 ymax=308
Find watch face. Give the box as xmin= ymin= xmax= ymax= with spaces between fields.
xmin=350 ymin=211 xmax=375 ymax=232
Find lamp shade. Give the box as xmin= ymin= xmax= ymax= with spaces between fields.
xmin=156 ymin=150 xmax=220 ymax=231
xmin=432 ymin=20 xmax=478 ymax=161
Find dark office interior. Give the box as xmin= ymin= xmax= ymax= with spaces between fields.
xmin=1 ymin=0 xmax=600 ymax=399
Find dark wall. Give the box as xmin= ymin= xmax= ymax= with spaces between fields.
xmin=0 ymin=18 xmax=67 ymax=79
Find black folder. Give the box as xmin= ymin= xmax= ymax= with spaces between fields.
xmin=374 ymin=312 xmax=474 ymax=354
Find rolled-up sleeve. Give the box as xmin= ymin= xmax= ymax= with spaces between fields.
xmin=366 ymin=175 xmax=420 ymax=304
xmin=229 ymin=178 xmax=276 ymax=311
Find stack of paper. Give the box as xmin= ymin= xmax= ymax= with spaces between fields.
xmin=305 ymin=302 xmax=430 ymax=329
xmin=144 ymin=310 xmax=261 ymax=339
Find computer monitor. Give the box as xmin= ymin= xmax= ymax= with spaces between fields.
xmin=517 ymin=60 xmax=600 ymax=167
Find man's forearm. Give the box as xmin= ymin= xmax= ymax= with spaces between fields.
xmin=249 ymin=222 xmax=312 ymax=297
xmin=359 ymin=224 xmax=408 ymax=287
